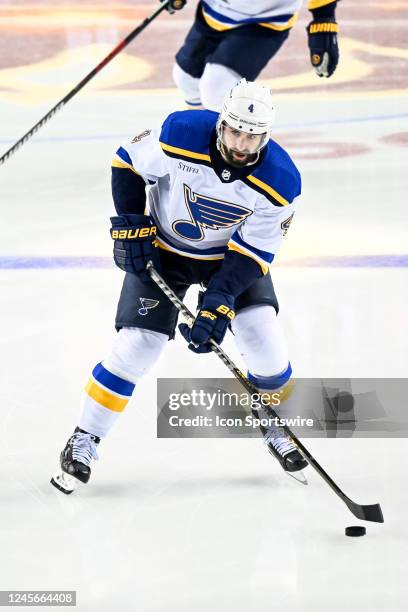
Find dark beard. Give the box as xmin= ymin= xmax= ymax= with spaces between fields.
xmin=219 ymin=142 xmax=259 ymax=168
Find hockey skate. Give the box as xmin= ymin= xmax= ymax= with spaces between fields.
xmin=265 ymin=427 xmax=308 ymax=485
xmin=51 ymin=427 xmax=100 ymax=494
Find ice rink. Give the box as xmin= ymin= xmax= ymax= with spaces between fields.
xmin=1 ymin=1 xmax=407 ymax=610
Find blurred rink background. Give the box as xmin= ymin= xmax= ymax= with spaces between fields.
xmin=0 ymin=2 xmax=407 ymax=611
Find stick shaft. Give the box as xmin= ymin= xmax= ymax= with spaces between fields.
xmin=147 ymin=261 xmax=384 ymax=522
xmin=0 ymin=0 xmax=171 ymax=166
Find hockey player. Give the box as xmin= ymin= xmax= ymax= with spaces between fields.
xmin=172 ymin=0 xmax=340 ymax=110
xmin=51 ymin=79 xmax=307 ymax=494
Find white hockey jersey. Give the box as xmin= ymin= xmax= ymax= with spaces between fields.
xmin=112 ymin=110 xmax=300 ymax=274
xmin=199 ymin=0 xmax=327 ymax=31
xmin=200 ymin=0 xmax=334 ymax=32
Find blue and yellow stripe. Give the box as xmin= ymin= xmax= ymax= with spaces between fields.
xmin=248 ymin=363 xmax=292 ymax=391
xmin=201 ymin=2 xmax=298 ymax=32
xmin=228 ymin=232 xmax=273 ymax=275
xmin=112 ymin=146 xmax=140 ymax=175
xmin=244 ymin=175 xmax=289 ymax=207
xmin=159 ymin=141 xmax=211 ymax=165
xmin=155 ymin=229 xmax=226 ymax=261
xmin=258 ymin=14 xmax=298 ymax=31
xmin=185 ymin=100 xmax=204 ymax=110
xmin=85 ymin=363 xmax=135 ymax=413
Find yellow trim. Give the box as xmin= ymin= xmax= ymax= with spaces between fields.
xmin=201 ymin=8 xmax=233 ymax=31
xmin=200 ymin=310 xmax=217 ymax=321
xmin=258 ymin=378 xmax=295 ymax=404
xmin=111 ymin=158 xmax=140 ymax=175
xmin=246 ymin=175 xmax=289 ymax=206
xmin=156 ymin=238 xmax=224 ymax=260
xmin=228 ymin=243 xmax=269 ymax=275
xmin=308 ymin=0 xmax=336 ymax=10
xmin=259 ymin=14 xmax=298 ymax=31
xmin=309 ymin=22 xmax=339 ymax=33
xmin=159 ymin=142 xmax=211 ymax=163
xmin=203 ymin=8 xmax=298 ymax=32
xmin=85 ymin=379 xmax=128 ymax=413
xmin=185 ymin=103 xmax=204 ymax=110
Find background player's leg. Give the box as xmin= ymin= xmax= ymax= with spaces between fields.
xmin=172 ymin=63 xmax=202 ymax=108
xmin=210 ymin=25 xmax=290 ymax=82
xmin=173 ymin=9 xmax=223 ymax=107
xmin=197 ymin=26 xmax=290 ymax=110
xmin=198 ymin=63 xmax=241 ymax=111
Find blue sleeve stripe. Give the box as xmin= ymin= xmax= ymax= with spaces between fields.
xmin=92 ymin=362 xmax=135 ymax=397
xmin=248 ymin=363 xmax=292 ymax=390
xmin=116 ymin=147 xmax=133 ymax=167
xmin=230 ymin=231 xmax=274 ymax=263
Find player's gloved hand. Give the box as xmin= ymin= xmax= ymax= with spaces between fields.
xmin=110 ymin=214 xmax=160 ymax=283
xmin=178 ymin=290 xmax=235 ymax=353
xmin=307 ymin=18 xmax=339 ymax=77
xmin=164 ymin=0 xmax=187 ymax=15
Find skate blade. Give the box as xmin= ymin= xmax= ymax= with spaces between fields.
xmin=287 ymin=470 xmax=308 ymax=485
xmin=50 ymin=470 xmax=78 ymax=494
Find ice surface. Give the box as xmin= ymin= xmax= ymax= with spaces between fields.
xmin=0 ymin=2 xmax=407 ymax=610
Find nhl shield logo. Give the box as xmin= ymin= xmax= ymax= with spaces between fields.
xmin=138 ymin=298 xmax=159 ymax=316
xmin=221 ymin=169 xmax=231 ymax=181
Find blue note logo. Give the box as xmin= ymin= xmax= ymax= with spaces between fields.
xmin=172 ymin=185 xmax=252 ymax=242
xmin=138 ymin=298 xmax=159 ymax=316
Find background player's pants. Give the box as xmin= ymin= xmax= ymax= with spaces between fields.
xmin=79 ymin=305 xmax=290 ymax=439
xmin=173 ymin=7 xmax=290 ymax=110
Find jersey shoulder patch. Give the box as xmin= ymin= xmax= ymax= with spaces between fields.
xmin=244 ymin=139 xmax=301 ymax=207
xmin=159 ymin=110 xmax=217 ymax=165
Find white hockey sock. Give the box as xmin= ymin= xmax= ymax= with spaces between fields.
xmin=79 ymin=328 xmax=168 ymax=438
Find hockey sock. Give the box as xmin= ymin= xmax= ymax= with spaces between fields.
xmin=79 ymin=362 xmax=135 ymax=438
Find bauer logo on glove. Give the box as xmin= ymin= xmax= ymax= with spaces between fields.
xmin=200 ymin=310 xmax=217 ymax=321
xmin=216 ymin=304 xmax=235 ymax=320
xmin=178 ymin=290 xmax=235 ymax=353
xmin=110 ymin=214 xmax=161 ymax=282
xmin=111 ymin=226 xmax=157 ymax=240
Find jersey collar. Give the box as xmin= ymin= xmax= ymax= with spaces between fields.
xmin=209 ymin=129 xmax=267 ymax=183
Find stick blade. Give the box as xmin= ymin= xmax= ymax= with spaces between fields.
xmin=287 ymin=470 xmax=308 ymax=486
xmin=346 ymin=499 xmax=384 ymax=523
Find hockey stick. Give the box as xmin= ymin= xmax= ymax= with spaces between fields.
xmin=0 ymin=0 xmax=172 ymax=167
xmin=147 ymin=261 xmax=384 ymax=523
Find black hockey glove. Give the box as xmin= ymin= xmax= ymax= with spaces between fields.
xmin=110 ymin=214 xmax=160 ymax=282
xmin=307 ymin=18 xmax=339 ymax=77
xmin=164 ymin=0 xmax=187 ymax=14
xmin=178 ymin=290 xmax=235 ymax=354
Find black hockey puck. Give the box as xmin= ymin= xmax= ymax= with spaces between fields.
xmin=345 ymin=526 xmax=366 ymax=537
